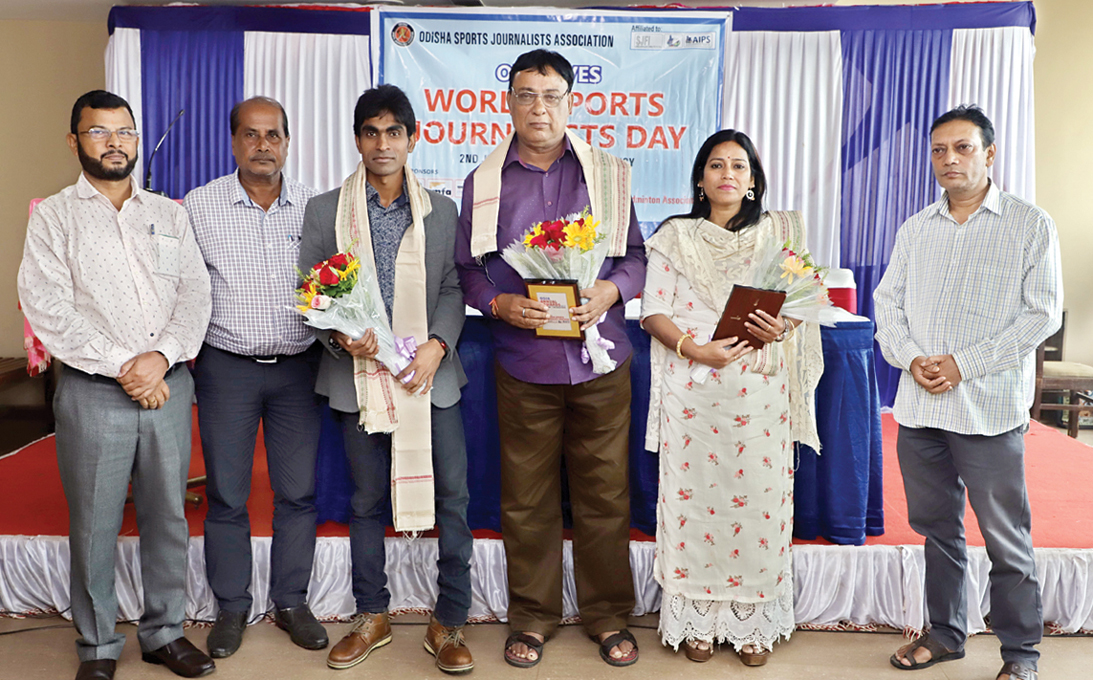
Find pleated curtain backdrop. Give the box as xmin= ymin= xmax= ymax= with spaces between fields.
xmin=244 ymin=31 xmax=372 ymax=193
xmin=104 ymin=27 xmax=145 ymax=188
xmin=949 ymin=26 xmax=1036 ymax=202
xmin=722 ymin=30 xmax=844 ymax=268
xmin=140 ymin=29 xmax=244 ymax=198
xmin=839 ymin=28 xmax=953 ymax=407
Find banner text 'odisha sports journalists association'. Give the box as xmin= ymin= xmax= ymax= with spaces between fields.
xmin=416 ymin=30 xmax=615 ymax=48
xmin=413 ymin=87 xmax=687 ymax=152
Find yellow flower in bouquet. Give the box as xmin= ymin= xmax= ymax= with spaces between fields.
xmin=779 ymin=254 xmax=814 ymax=284
xmin=520 ymin=209 xmax=602 ymax=254
xmin=563 ymin=213 xmax=601 ymax=252
xmin=522 ymin=224 xmax=546 ymax=248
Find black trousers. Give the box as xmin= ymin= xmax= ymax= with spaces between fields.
xmin=193 ymin=343 xmax=322 ymax=612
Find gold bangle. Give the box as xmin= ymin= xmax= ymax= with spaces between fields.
xmin=675 ymin=333 xmax=689 ymax=359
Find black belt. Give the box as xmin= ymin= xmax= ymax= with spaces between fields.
xmin=212 ymin=345 xmax=311 ymax=364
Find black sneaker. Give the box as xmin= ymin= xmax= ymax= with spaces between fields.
xmin=206 ymin=609 xmax=247 ymax=658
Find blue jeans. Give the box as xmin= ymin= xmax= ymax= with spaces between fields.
xmin=335 ymin=403 xmax=473 ymax=627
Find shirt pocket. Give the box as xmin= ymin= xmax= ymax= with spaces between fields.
xmin=153 ymin=232 xmax=182 ymax=278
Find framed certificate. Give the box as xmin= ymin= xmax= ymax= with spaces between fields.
xmin=524 ymin=279 xmax=584 ymax=339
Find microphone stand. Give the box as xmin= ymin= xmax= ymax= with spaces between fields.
xmin=144 ymin=108 xmax=185 ymax=196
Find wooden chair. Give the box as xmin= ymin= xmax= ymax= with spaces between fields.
xmin=1032 ymin=338 xmax=1093 ymax=439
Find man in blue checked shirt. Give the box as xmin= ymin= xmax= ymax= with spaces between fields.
xmin=875 ymin=105 xmax=1062 ymax=680
xmin=184 ymin=96 xmax=327 ymax=658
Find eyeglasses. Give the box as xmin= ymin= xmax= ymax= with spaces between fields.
xmin=79 ymin=127 xmax=140 ymax=142
xmin=510 ymin=90 xmax=568 ymax=108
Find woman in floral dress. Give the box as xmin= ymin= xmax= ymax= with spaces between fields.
xmin=640 ymin=130 xmax=823 ymax=665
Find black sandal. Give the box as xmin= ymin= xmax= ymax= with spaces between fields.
xmin=889 ymin=633 xmax=965 ymax=670
xmin=997 ymin=661 xmax=1038 ymax=680
xmin=594 ymin=629 xmax=639 ymax=667
xmin=504 ymin=632 xmax=544 ymax=669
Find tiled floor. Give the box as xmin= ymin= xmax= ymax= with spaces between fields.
xmin=2 ymin=613 xmax=1091 ymax=680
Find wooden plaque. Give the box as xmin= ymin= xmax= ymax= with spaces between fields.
xmin=524 ymin=279 xmax=584 ymax=339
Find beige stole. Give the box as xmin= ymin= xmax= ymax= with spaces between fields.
xmin=334 ymin=163 xmax=435 ymax=533
xmin=469 ymin=129 xmax=631 ymax=258
xmin=643 ymin=212 xmax=823 ymax=453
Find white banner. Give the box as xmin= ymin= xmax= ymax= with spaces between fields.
xmin=375 ymin=8 xmax=729 ymax=233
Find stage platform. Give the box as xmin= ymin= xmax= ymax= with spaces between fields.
xmin=2 ymin=413 xmax=1091 ymax=635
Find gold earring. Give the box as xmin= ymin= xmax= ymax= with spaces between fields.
xmin=746 ymin=188 xmax=756 ymax=201
xmin=698 ymin=186 xmax=705 ymax=200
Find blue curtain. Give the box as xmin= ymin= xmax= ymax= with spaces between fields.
xmin=141 ymin=30 xmax=244 ymax=199
xmin=839 ymin=29 xmax=951 ymax=406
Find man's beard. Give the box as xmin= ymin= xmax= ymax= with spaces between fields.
xmin=78 ymin=143 xmax=138 ymax=181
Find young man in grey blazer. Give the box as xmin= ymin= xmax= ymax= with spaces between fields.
xmin=298 ymin=85 xmax=473 ymax=674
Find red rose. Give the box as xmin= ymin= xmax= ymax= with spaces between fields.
xmin=328 ymin=253 xmax=349 ymax=268
xmin=543 ymin=220 xmax=565 ymax=242
xmin=318 ymin=266 xmax=341 ymax=286
xmin=529 ymin=232 xmax=549 ymax=249
xmin=312 ymin=261 xmax=324 ymax=271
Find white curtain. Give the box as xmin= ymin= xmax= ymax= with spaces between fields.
xmin=723 ymin=30 xmax=844 ymax=267
xmin=244 ymin=32 xmax=372 ymax=194
xmin=5 ymin=536 xmax=1092 ymax=634
xmin=104 ymin=28 xmax=145 ymax=188
xmin=948 ymin=26 xmax=1036 ymax=202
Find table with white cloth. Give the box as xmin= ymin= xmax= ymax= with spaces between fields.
xmin=313 ymin=310 xmax=884 ymax=545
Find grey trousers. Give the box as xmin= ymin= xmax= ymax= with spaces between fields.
xmin=897 ymin=424 xmax=1042 ymax=668
xmin=54 ymin=365 xmax=193 ymax=661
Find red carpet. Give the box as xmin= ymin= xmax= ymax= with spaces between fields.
xmin=2 ymin=410 xmax=1091 ymax=548
xmin=869 ymin=415 xmax=1091 ymax=548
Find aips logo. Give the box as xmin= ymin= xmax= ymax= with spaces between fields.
xmin=391 ymin=23 xmax=414 ymax=47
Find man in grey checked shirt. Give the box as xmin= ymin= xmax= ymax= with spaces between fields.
xmin=184 ymin=96 xmax=327 ymax=658
xmin=875 ymin=106 xmax=1062 ymax=680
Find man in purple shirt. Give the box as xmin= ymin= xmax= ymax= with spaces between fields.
xmin=454 ymin=49 xmax=645 ymax=668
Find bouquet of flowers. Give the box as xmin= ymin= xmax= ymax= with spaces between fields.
xmin=691 ymin=240 xmax=836 ymax=384
xmin=501 ymin=208 xmax=617 ymax=374
xmin=294 ymin=250 xmax=415 ymax=381
xmin=745 ymin=240 xmax=838 ymax=327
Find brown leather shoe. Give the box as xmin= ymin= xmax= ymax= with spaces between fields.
xmin=75 ymin=659 xmax=116 ymax=680
xmin=142 ymin=637 xmax=215 ymax=677
xmin=423 ymin=617 xmax=474 ymax=674
xmin=326 ymin=612 xmax=392 ymax=670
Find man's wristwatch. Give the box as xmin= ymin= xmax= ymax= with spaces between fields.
xmin=430 ymin=335 xmax=450 ymax=359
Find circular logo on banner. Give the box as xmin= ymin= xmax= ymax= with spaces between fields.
xmin=391 ymin=23 xmax=414 ymax=47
